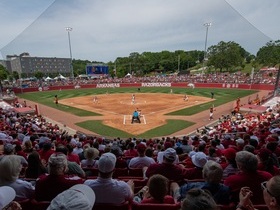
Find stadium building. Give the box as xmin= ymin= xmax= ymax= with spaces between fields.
xmin=5 ymin=52 xmax=71 ymax=77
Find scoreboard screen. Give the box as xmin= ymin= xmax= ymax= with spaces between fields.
xmin=86 ymin=65 xmax=109 ymax=75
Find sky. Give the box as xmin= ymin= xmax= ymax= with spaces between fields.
xmin=0 ymin=0 xmax=279 ymax=63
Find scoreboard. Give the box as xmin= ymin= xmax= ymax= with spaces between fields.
xmin=86 ymin=64 xmax=109 ymax=75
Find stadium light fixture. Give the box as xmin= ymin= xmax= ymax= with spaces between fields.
xmin=65 ymin=27 xmax=74 ymax=78
xmin=202 ymin=22 xmax=212 ymax=74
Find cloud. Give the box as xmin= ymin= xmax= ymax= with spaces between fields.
xmin=0 ymin=0 xmax=279 ymax=62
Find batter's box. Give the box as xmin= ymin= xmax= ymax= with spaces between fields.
xmin=123 ymin=115 xmax=147 ymax=125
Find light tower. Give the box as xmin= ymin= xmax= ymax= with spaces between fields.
xmin=65 ymin=27 xmax=74 ymax=78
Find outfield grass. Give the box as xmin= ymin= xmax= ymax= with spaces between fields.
xmin=76 ymin=119 xmax=195 ymax=138
xmin=19 ymin=87 xmax=257 ymax=138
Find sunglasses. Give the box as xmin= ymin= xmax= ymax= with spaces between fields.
xmin=261 ymin=181 xmax=274 ymax=197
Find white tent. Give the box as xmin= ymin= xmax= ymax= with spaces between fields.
xmin=45 ymin=76 xmax=53 ymax=81
xmin=54 ymin=74 xmax=66 ymax=80
xmin=125 ymin=73 xmax=132 ymax=78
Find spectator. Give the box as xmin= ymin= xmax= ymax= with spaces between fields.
xmin=0 ymin=155 xmax=35 ymax=201
xmin=0 ymin=186 xmax=21 ymax=210
xmin=145 ymin=148 xmax=185 ymax=183
xmin=157 ymin=142 xmax=179 ymax=164
xmin=35 ymin=153 xmax=83 ymax=201
xmin=237 ymin=175 xmax=280 ymax=210
xmin=56 ymin=145 xmax=85 ymax=178
xmin=257 ymin=148 xmax=280 ymax=176
xmin=138 ymin=174 xmax=175 ymax=204
xmin=72 ymin=142 xmax=83 ymax=155
xmin=84 ymin=152 xmax=134 ymax=204
xmin=224 ymin=150 xmax=272 ymax=204
xmin=47 ymin=184 xmax=95 ymax=210
xmin=174 ymin=160 xmax=230 ymax=205
xmin=184 ymin=151 xmax=208 ymax=180
xmin=66 ymin=144 xmax=80 ymax=165
xmin=221 ymin=147 xmax=239 ymax=178
xmin=123 ymin=142 xmax=138 ymax=158
xmin=0 ymin=143 xmax=28 ymax=167
xmin=81 ymin=147 xmax=99 ymax=168
xmin=25 ymin=151 xmax=47 ymax=179
xmin=181 ymin=188 xmax=218 ymax=210
xmin=128 ymin=143 xmax=155 ymax=168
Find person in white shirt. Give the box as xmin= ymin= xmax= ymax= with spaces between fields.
xmin=128 ymin=143 xmax=155 ymax=169
xmin=84 ymin=152 xmax=134 ymax=204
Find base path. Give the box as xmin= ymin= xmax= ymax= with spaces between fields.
xmin=18 ymin=90 xmax=269 ymax=138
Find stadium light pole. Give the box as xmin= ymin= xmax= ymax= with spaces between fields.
xmin=66 ymin=27 xmax=74 ymax=78
xmin=202 ymin=22 xmax=212 ymax=75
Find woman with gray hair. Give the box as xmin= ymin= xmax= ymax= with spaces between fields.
xmin=81 ymin=147 xmax=99 ymax=168
xmin=0 ymin=155 xmax=35 ymax=201
xmin=224 ymin=151 xmax=273 ymax=205
xmin=181 ymin=188 xmax=218 ymax=210
xmin=172 ymin=160 xmax=230 ymax=204
xmin=35 ymin=153 xmax=83 ymax=201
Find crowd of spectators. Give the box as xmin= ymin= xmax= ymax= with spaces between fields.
xmin=2 ymin=70 xmax=277 ymax=89
xmin=0 ymin=88 xmax=279 ymax=209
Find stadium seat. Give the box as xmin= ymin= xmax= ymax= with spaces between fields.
xmin=92 ymin=201 xmax=130 ymax=210
xmin=118 ymin=177 xmax=148 ymax=193
xmin=129 ymin=168 xmax=144 ymax=177
xmin=30 ymin=199 xmax=51 ymax=210
xmin=113 ymin=168 xmax=129 ymax=178
xmin=18 ymin=199 xmax=31 ymax=210
xmin=131 ymin=201 xmax=181 ymax=210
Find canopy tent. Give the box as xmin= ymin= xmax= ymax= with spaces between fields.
xmin=45 ymin=76 xmax=53 ymax=81
xmin=125 ymin=73 xmax=132 ymax=78
xmin=54 ymin=74 xmax=66 ymax=80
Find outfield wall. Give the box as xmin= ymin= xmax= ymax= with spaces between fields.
xmin=12 ymin=82 xmax=274 ymax=94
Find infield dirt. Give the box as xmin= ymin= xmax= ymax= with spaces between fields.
xmin=60 ymin=93 xmax=213 ymax=135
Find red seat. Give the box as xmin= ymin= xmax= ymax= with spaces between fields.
xmin=113 ymin=168 xmax=129 ymax=178
xmin=131 ymin=202 xmax=181 ymax=210
xmin=129 ymin=168 xmax=143 ymax=177
xmin=92 ymin=201 xmax=130 ymax=210
xmin=253 ymin=205 xmax=269 ymax=210
xmin=18 ymin=199 xmax=31 ymax=210
xmin=31 ymin=199 xmax=51 ymax=210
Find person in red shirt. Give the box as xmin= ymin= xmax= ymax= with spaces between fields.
xmin=124 ymin=142 xmax=138 ymax=158
xmin=145 ymin=148 xmax=185 ymax=183
xmin=224 ymin=151 xmax=272 ymax=205
xmin=66 ymin=144 xmax=80 ymax=165
xmin=140 ymin=174 xmax=175 ymax=204
xmin=35 ymin=153 xmax=83 ymax=201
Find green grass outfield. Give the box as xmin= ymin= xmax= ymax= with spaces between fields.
xmin=19 ymin=87 xmax=257 ymax=138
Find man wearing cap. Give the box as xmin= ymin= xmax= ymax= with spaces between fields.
xmin=35 ymin=153 xmax=84 ymax=201
xmin=84 ymin=152 xmax=134 ymax=204
xmin=47 ymin=184 xmax=95 ymax=210
xmin=184 ymin=151 xmax=208 ymax=180
xmin=0 ymin=143 xmax=28 ymax=167
xmin=128 ymin=143 xmax=155 ymax=168
xmin=156 ymin=142 xmax=180 ymax=164
xmin=145 ymin=148 xmax=185 ymax=183
xmin=0 ymin=186 xmax=21 ymax=210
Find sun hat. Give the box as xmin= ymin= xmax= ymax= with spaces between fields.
xmin=98 ymin=152 xmax=116 ymax=173
xmin=163 ymin=148 xmax=177 ymax=162
xmin=191 ymin=152 xmax=208 ymax=168
xmin=0 ymin=186 xmax=16 ymax=209
xmin=47 ymin=184 xmax=95 ymax=210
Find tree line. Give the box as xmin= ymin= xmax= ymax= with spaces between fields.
xmin=0 ymin=40 xmax=279 ymax=80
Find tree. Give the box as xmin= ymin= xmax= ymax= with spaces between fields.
xmin=0 ymin=64 xmax=8 ymax=80
xmin=207 ymin=41 xmax=245 ymax=72
xmin=12 ymin=71 xmax=19 ymax=80
xmin=256 ymin=40 xmax=280 ymax=66
xmin=34 ymin=71 xmax=44 ymax=79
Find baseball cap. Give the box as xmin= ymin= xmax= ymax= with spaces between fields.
xmin=163 ymin=148 xmax=177 ymax=162
xmin=191 ymin=152 xmax=208 ymax=168
xmin=98 ymin=152 xmax=116 ymax=173
xmin=0 ymin=186 xmax=16 ymax=209
xmin=137 ymin=143 xmax=147 ymax=153
xmin=47 ymin=184 xmax=95 ymax=210
xmin=48 ymin=153 xmax=67 ymax=167
xmin=236 ymin=138 xmax=245 ymax=145
xmin=222 ymin=148 xmax=237 ymax=161
xmin=4 ymin=143 xmax=15 ymax=153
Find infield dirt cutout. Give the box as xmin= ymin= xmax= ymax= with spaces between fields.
xmin=60 ymin=93 xmax=212 ymax=135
